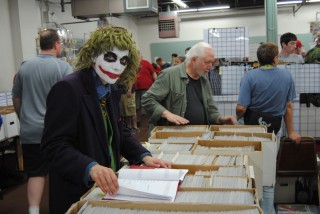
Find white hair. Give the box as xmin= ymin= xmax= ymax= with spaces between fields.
xmin=185 ymin=42 xmax=214 ymax=63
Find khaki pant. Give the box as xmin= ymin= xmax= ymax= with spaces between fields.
xmin=120 ymin=93 xmax=136 ymax=116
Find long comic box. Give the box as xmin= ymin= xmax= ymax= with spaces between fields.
xmin=212 ymin=131 xmax=277 ymax=186
xmin=67 ymin=200 xmax=263 ymax=214
xmin=148 ymin=131 xmax=212 ymax=142
xmin=209 ymin=125 xmax=267 ymax=133
xmin=191 ymin=139 xmax=262 ymax=200
xmin=151 ymin=125 xmax=209 ymax=134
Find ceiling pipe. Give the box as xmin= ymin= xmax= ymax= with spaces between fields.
xmin=292 ymin=0 xmax=307 ymax=16
xmin=175 ymin=6 xmax=293 ymax=21
xmin=60 ymin=19 xmax=101 ymax=26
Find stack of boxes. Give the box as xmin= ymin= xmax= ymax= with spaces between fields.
xmin=0 ymin=107 xmax=20 ymax=142
xmin=0 ymin=92 xmax=21 ymax=170
xmin=0 ymin=91 xmax=20 ymax=142
xmin=68 ymin=124 xmax=272 ymax=213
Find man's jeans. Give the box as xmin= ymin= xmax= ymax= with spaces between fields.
xmin=261 ymin=186 xmax=276 ymax=214
xmin=261 ymin=128 xmax=283 ymax=214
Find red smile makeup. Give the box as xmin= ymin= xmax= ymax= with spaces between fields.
xmin=99 ymin=65 xmax=120 ymax=79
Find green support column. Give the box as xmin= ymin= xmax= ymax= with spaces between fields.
xmin=265 ymin=0 xmax=278 ymax=44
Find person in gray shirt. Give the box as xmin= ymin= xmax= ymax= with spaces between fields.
xmin=12 ymin=29 xmax=72 ymax=214
xmin=278 ymin=32 xmax=304 ymax=64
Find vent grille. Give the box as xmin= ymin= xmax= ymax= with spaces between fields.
xmin=159 ymin=20 xmax=176 ymax=32
xmin=158 ymin=12 xmax=179 ymax=38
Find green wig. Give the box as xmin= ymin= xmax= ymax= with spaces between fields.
xmin=75 ymin=25 xmax=139 ymax=89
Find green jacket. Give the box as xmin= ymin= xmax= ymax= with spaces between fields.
xmin=305 ymin=45 xmax=320 ymax=63
xmin=141 ymin=62 xmax=221 ymax=131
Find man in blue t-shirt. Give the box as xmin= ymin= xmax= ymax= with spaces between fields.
xmin=236 ymin=42 xmax=301 ymax=214
xmin=237 ymin=42 xmax=300 ymax=141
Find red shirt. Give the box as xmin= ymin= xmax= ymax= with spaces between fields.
xmin=134 ymin=59 xmax=156 ymax=90
xmin=155 ymin=66 xmax=161 ymax=75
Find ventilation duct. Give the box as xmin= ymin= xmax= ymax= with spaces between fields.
xmin=71 ymin=0 xmax=113 ymax=19
xmin=158 ymin=11 xmax=180 ymax=38
xmin=124 ymin=0 xmax=158 ymax=15
xmin=71 ymin=0 xmax=158 ymax=19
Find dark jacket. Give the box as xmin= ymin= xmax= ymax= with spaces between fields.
xmin=41 ymin=68 xmax=148 ymax=214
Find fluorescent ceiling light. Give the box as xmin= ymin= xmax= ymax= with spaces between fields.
xmin=277 ymin=1 xmax=302 ymax=5
xmin=177 ymin=5 xmax=230 ymax=13
xmin=177 ymin=9 xmax=198 ymax=13
xmin=172 ymin=0 xmax=188 ymax=8
xmin=197 ymin=6 xmax=230 ymax=11
xmin=308 ymin=0 xmax=320 ymax=2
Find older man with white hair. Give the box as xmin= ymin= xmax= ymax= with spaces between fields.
xmin=142 ymin=42 xmax=237 ymax=133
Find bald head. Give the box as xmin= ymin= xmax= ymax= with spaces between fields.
xmin=39 ymin=29 xmax=60 ymax=50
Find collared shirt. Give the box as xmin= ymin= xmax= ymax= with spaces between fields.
xmin=84 ymin=70 xmax=111 ymax=186
xmin=12 ymin=53 xmax=72 ymax=144
xmin=92 ymin=71 xmax=110 ymax=99
xmin=84 ymin=70 xmax=151 ymax=186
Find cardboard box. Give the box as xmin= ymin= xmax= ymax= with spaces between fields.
xmin=172 ymin=164 xmax=252 ymax=189
xmin=142 ymin=142 xmax=194 ymax=154
xmin=171 ymin=154 xmax=249 ymax=167
xmin=191 ymin=139 xmax=262 ymax=200
xmin=81 ymin=186 xmax=259 ymax=205
xmin=172 ymin=164 xmax=217 ymax=172
xmin=192 ymin=139 xmax=262 ymax=151
xmin=212 ymin=131 xmax=278 ymax=186
xmin=0 ymin=124 xmax=5 ymax=142
xmin=209 ymin=125 xmax=267 ymax=133
xmin=67 ymin=200 xmax=263 ymax=214
xmin=0 ymin=105 xmax=14 ymax=111
xmin=148 ymin=131 xmax=212 ymax=142
xmin=1 ymin=110 xmax=19 ymax=138
xmin=80 ymin=185 xmax=101 ymax=201
xmin=180 ymin=174 xmax=252 ymax=189
xmin=177 ymin=188 xmax=260 ymax=205
xmin=151 ymin=125 xmax=209 ymax=134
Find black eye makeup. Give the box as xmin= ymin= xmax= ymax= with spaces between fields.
xmin=103 ymin=51 xmax=129 ymax=66
xmin=120 ymin=56 xmax=129 ymax=66
xmin=104 ymin=52 xmax=117 ymax=62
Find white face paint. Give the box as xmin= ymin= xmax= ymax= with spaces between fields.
xmin=94 ymin=47 xmax=129 ymax=84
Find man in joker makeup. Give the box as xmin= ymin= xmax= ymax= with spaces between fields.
xmin=41 ymin=25 xmax=170 ymax=214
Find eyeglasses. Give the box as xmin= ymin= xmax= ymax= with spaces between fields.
xmin=196 ymin=57 xmax=214 ymax=65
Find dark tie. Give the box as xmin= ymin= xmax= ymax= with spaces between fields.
xmin=100 ymin=97 xmax=116 ymax=171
